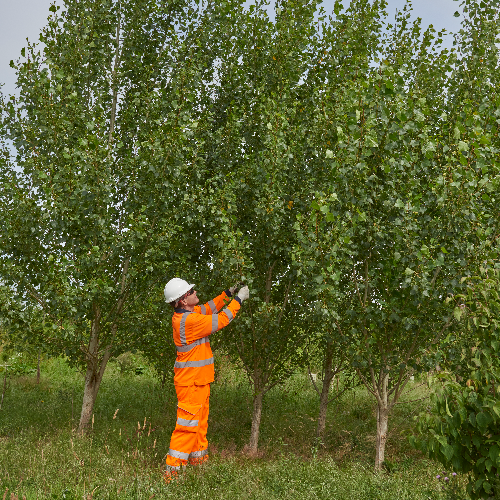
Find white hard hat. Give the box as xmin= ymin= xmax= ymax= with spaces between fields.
xmin=164 ymin=278 xmax=195 ymax=304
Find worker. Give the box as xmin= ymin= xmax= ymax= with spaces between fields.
xmin=162 ymin=278 xmax=249 ymax=484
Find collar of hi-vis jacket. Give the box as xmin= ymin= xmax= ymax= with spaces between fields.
xmin=174 ymin=308 xmax=192 ymax=314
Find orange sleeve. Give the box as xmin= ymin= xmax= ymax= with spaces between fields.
xmin=185 ymin=299 xmax=241 ymax=343
xmin=194 ymin=290 xmax=230 ymax=315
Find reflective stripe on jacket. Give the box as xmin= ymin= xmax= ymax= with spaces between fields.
xmin=172 ymin=291 xmax=241 ymax=386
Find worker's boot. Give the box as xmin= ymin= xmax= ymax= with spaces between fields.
xmin=163 ymin=469 xmax=179 ymax=485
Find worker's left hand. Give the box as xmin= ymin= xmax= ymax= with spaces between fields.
xmin=229 ymin=282 xmax=245 ymax=296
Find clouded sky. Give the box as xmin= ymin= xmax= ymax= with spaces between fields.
xmin=0 ymin=0 xmax=464 ymax=98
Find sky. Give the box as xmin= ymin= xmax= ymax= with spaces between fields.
xmin=0 ymin=0 xmax=464 ymax=99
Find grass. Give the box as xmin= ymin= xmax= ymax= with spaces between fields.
xmin=0 ymin=354 xmax=470 ymax=499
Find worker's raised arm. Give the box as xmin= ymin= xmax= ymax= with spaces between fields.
xmin=194 ymin=290 xmax=232 ymax=315
xmin=183 ymin=297 xmax=242 ymax=343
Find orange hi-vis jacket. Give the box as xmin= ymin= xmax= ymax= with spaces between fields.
xmin=172 ymin=290 xmax=241 ymax=386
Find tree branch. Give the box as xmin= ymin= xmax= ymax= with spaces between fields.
xmin=108 ymin=14 xmax=122 ymax=147
xmin=277 ymin=278 xmax=292 ymax=327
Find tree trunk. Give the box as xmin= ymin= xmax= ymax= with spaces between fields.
xmin=36 ymin=350 xmax=41 ymax=384
xmin=78 ymin=349 xmax=112 ymax=432
xmin=79 ymin=363 xmax=101 ymax=432
xmin=375 ymin=403 xmax=389 ymax=470
xmin=374 ymin=371 xmax=390 ymax=471
xmin=248 ymin=389 xmax=264 ymax=454
xmin=0 ymin=368 xmax=7 ymax=410
xmin=317 ymin=341 xmax=336 ymax=438
xmin=78 ymin=307 xmax=113 ymax=432
xmin=78 ymin=262 xmax=128 ymax=432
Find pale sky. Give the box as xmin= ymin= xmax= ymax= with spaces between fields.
xmin=0 ymin=0 xmax=464 ymax=99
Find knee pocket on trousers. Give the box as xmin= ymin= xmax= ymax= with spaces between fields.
xmin=176 ymin=402 xmax=202 ymax=432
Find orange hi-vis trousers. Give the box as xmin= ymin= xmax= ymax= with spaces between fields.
xmin=165 ymin=384 xmax=210 ymax=472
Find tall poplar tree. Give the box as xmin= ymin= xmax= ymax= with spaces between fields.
xmin=0 ymin=0 xmax=238 ymax=431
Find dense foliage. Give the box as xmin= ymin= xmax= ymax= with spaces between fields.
xmin=411 ymin=266 xmax=500 ymax=499
xmin=1 ymin=0 xmax=499 ymax=473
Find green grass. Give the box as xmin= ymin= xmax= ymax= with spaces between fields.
xmin=0 ymin=355 xmax=470 ymax=499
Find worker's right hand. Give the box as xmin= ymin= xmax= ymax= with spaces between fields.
xmin=236 ymin=286 xmax=250 ymax=302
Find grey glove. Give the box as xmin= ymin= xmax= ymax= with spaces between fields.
xmin=236 ymin=285 xmax=249 ymax=302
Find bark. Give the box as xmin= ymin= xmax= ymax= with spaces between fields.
xmin=374 ymin=371 xmax=390 ymax=471
xmin=78 ymin=331 xmax=115 ymax=432
xmin=248 ymin=389 xmax=264 ymax=454
xmin=375 ymin=403 xmax=389 ymax=470
xmin=317 ymin=341 xmax=336 ymax=438
xmin=79 ymin=359 xmax=101 ymax=432
xmin=78 ymin=320 xmax=106 ymax=432
xmin=78 ymin=304 xmax=112 ymax=431
xmin=78 ymin=258 xmax=129 ymax=432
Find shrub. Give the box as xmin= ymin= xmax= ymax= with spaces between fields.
xmin=410 ymin=265 xmax=500 ymax=499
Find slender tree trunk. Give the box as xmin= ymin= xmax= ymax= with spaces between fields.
xmin=375 ymin=403 xmax=389 ymax=470
xmin=78 ymin=306 xmax=112 ymax=432
xmin=0 ymin=368 xmax=7 ymax=410
xmin=374 ymin=371 xmax=390 ymax=471
xmin=78 ymin=260 xmax=128 ymax=432
xmin=78 ymin=347 xmax=113 ymax=432
xmin=248 ymin=388 xmax=264 ymax=454
xmin=36 ymin=350 xmax=41 ymax=384
xmin=317 ymin=341 xmax=336 ymax=438
xmin=79 ymin=361 xmax=101 ymax=432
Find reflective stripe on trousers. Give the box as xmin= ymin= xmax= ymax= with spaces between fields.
xmin=174 ymin=357 xmax=214 ymax=369
xmin=165 ymin=463 xmax=182 ymax=472
xmin=189 ymin=449 xmax=208 ymax=458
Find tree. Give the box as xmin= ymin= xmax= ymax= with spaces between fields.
xmin=202 ymin=0 xmax=325 ymax=453
xmin=0 ymin=0 xmax=238 ymax=431
xmin=290 ymin=0 xmax=385 ymax=440
xmin=293 ymin=0 xmax=500 ymax=470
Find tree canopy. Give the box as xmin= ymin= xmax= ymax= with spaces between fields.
xmin=1 ymin=0 xmax=499 ymax=470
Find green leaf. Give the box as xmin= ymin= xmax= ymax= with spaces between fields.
xmin=445 ymin=398 xmax=453 ymax=417
xmin=441 ymin=443 xmax=454 ymax=461
xmin=476 ymin=412 xmax=492 ymax=430
xmin=489 ymin=445 xmax=499 ymax=462
xmin=492 ymin=402 xmax=500 ymax=418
